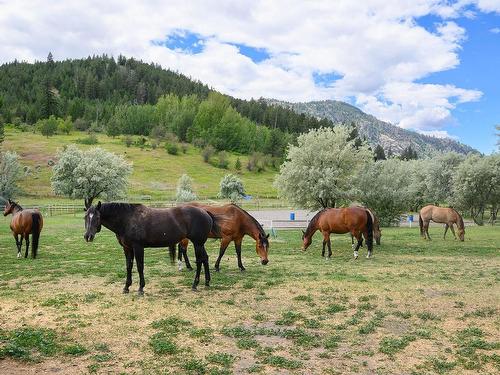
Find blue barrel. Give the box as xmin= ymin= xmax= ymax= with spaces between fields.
xmin=290 ymin=212 xmax=295 ymax=221
xmin=408 ymin=215 xmax=414 ymax=223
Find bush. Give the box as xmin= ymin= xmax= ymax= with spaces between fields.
xmin=73 ymin=118 xmax=90 ymax=131
xmin=217 ymin=151 xmax=229 ymax=169
xmin=247 ymin=152 xmax=266 ymax=172
xmin=235 ymin=158 xmax=242 ymax=171
xmin=201 ymin=145 xmax=215 ymax=163
xmin=151 ymin=139 xmax=160 ymax=149
xmin=150 ymin=125 xmax=166 ymax=140
xmin=76 ymin=133 xmax=98 ymax=145
xmin=166 ymin=143 xmax=179 ymax=155
xmin=123 ymin=135 xmax=133 ymax=147
xmin=218 ymin=174 xmax=245 ymax=203
xmin=180 ymin=143 xmax=189 ymax=154
xmin=192 ymin=137 xmax=206 ymax=148
xmin=176 ymin=174 xmax=197 ymax=202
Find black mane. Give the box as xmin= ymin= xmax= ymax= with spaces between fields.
xmin=232 ymin=204 xmax=267 ymax=237
xmin=99 ymin=202 xmax=142 ymax=216
xmin=304 ymin=208 xmax=327 ymax=237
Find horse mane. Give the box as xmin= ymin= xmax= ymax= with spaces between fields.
xmin=99 ymin=202 xmax=142 ymax=216
xmin=11 ymin=201 xmax=23 ymax=211
xmin=231 ymin=204 xmax=267 ymax=237
xmin=304 ymin=208 xmax=327 ymax=237
xmin=449 ymin=207 xmax=464 ymax=228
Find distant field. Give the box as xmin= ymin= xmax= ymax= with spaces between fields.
xmin=0 ymin=214 xmax=498 ymax=374
xmin=2 ymin=127 xmax=278 ymax=200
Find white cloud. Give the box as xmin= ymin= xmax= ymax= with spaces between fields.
xmin=0 ymin=0 xmax=492 ymax=133
xmin=490 ymin=27 xmax=500 ymax=33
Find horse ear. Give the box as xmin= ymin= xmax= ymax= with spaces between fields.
xmin=84 ymin=198 xmax=90 ymax=209
xmin=96 ymin=201 xmax=101 ymax=210
xmin=266 ymin=233 xmax=270 ymax=239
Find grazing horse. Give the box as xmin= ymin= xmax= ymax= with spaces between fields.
xmin=83 ymin=201 xmax=219 ymax=294
xmin=3 ymin=199 xmax=43 ymax=258
xmin=302 ymin=207 xmax=373 ymax=259
xmin=350 ymin=207 xmax=382 ymax=246
xmin=177 ymin=204 xmax=269 ymax=272
xmin=419 ymin=205 xmax=465 ymax=241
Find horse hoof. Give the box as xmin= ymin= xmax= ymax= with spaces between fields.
xmin=240 ymin=267 xmax=246 ymax=272
xmin=215 ymin=267 xmax=220 ymax=273
xmin=187 ymin=266 xmax=193 ymax=271
xmin=122 ymin=288 xmax=129 ymax=294
xmin=137 ymin=290 xmax=144 ymax=296
xmin=191 ymin=286 xmax=198 ymax=291
xmin=17 ymin=254 xmax=21 ymax=259
xmin=205 ymin=283 xmax=210 ymax=288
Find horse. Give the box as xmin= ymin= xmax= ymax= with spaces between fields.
xmin=176 ymin=203 xmax=269 ymax=272
xmin=350 ymin=207 xmax=382 ymax=246
xmin=83 ymin=201 xmax=219 ymax=294
xmin=419 ymin=205 xmax=465 ymax=241
xmin=302 ymin=207 xmax=373 ymax=259
xmin=3 ymin=199 xmax=43 ymax=259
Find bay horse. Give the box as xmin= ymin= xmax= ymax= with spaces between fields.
xmin=177 ymin=203 xmax=269 ymax=272
xmin=3 ymin=199 xmax=43 ymax=259
xmin=419 ymin=205 xmax=465 ymax=241
xmin=83 ymin=201 xmax=219 ymax=294
xmin=302 ymin=207 xmax=373 ymax=259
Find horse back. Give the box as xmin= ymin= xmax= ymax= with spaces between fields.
xmin=10 ymin=209 xmax=42 ymax=234
xmin=319 ymin=207 xmax=366 ymax=234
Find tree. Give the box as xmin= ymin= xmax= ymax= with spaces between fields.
xmin=175 ymin=174 xmax=197 ymax=202
xmin=57 ymin=116 xmax=73 ymax=135
xmin=275 ymin=126 xmax=373 ymax=209
xmin=356 ymin=158 xmax=412 ymax=226
xmin=400 ymin=145 xmax=418 ymax=160
xmin=452 ymin=154 xmax=500 ymax=225
xmin=424 ymin=152 xmax=464 ymax=205
xmin=218 ymin=174 xmax=245 ymax=203
xmin=37 ymin=115 xmax=58 ymax=137
xmin=0 ymin=151 xmax=22 ymax=199
xmin=374 ymin=144 xmax=386 ymax=161
xmin=496 ymin=124 xmax=500 ymax=150
xmin=51 ymin=144 xmax=132 ymax=206
xmin=0 ymin=95 xmax=4 ymax=147
xmin=106 ymin=117 xmax=121 ymax=138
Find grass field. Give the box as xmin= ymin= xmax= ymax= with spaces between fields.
xmin=0 ymin=214 xmax=498 ymax=374
xmin=2 ymin=127 xmax=278 ymax=200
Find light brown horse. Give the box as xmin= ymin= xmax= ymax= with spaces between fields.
xmin=3 ymin=199 xmax=43 ymax=258
xmin=302 ymin=207 xmax=373 ymax=259
xmin=177 ymin=203 xmax=269 ymax=272
xmin=419 ymin=205 xmax=465 ymax=241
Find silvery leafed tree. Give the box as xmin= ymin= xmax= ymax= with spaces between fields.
xmin=51 ymin=144 xmax=132 ymax=207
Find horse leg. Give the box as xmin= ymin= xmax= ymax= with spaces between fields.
xmin=18 ymin=235 xmax=24 ymax=258
xmin=322 ymin=240 xmax=326 ymax=257
xmin=192 ymin=245 xmax=204 ymax=290
xmin=123 ymin=246 xmax=134 ymax=294
xmin=181 ymin=243 xmax=193 ymax=270
xmin=133 ymin=245 xmax=145 ymax=295
xmin=235 ymin=239 xmax=245 ymax=271
xmin=443 ymin=224 xmax=448 ymax=239
xmin=24 ymin=233 xmax=30 ymax=258
xmin=214 ymin=237 xmax=231 ymax=272
xmin=449 ymin=223 xmax=457 ymax=239
xmin=353 ymin=234 xmax=362 ymax=259
xmin=196 ymin=244 xmax=211 ymax=287
xmin=425 ymin=221 xmax=431 ymax=240
xmin=350 ymin=234 xmax=355 ymax=250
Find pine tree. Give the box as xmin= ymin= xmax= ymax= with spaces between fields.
xmin=374 ymin=144 xmax=386 ymax=161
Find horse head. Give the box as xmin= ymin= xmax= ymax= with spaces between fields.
xmin=84 ymin=201 xmax=102 ymax=242
xmin=3 ymin=199 xmax=15 ymax=216
xmin=458 ymin=227 xmax=465 ymax=242
xmin=301 ymin=229 xmax=312 ymax=250
xmin=256 ymin=232 xmax=270 ymax=265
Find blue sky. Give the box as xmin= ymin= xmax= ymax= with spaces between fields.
xmin=0 ymin=1 xmax=499 ymax=153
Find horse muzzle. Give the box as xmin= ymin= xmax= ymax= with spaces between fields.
xmin=84 ymin=233 xmax=95 ymax=242
xmin=261 ymin=259 xmax=269 ymax=265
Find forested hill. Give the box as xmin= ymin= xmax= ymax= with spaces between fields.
xmin=0 ymin=55 xmax=330 ymax=137
xmin=269 ymin=99 xmax=476 ymax=156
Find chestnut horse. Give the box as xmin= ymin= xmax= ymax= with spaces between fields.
xmin=302 ymin=207 xmax=373 ymax=259
xmin=350 ymin=207 xmax=382 ymax=246
xmin=419 ymin=205 xmax=465 ymax=241
xmin=177 ymin=204 xmax=269 ymax=272
xmin=3 ymin=199 xmax=43 ymax=258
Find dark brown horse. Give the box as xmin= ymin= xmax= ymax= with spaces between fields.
xmin=302 ymin=207 xmax=373 ymax=259
xmin=3 ymin=199 xmax=43 ymax=258
xmin=177 ymin=203 xmax=269 ymax=272
xmin=419 ymin=205 xmax=465 ymax=241
xmin=84 ymin=201 xmax=219 ymax=294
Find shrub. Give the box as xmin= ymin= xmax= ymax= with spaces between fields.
xmin=166 ymin=143 xmax=179 ymax=155
xmin=176 ymin=174 xmax=197 ymax=202
xmin=150 ymin=125 xmax=166 ymax=140
xmin=123 ymin=135 xmax=133 ymax=147
xmin=76 ymin=133 xmax=98 ymax=145
xmin=235 ymin=158 xmax=242 ymax=171
xmin=201 ymin=145 xmax=215 ymax=163
xmin=73 ymin=118 xmax=90 ymax=131
xmin=218 ymin=174 xmax=245 ymax=202
xmin=217 ymin=151 xmax=229 ymax=169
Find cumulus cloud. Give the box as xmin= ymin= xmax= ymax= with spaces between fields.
xmin=0 ymin=0 xmax=492 ymax=135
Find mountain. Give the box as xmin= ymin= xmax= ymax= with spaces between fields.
xmin=268 ymin=99 xmax=476 ymax=156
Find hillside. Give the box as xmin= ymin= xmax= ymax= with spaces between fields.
xmin=2 ymin=127 xmax=278 ymax=201
xmin=269 ymin=99 xmax=477 ymax=156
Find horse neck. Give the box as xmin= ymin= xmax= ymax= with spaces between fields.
xmin=11 ymin=205 xmax=23 ymax=214
xmin=304 ymin=220 xmax=319 ymax=240
xmin=243 ymin=220 xmax=262 ymax=241
xmin=100 ymin=205 xmax=129 ymax=234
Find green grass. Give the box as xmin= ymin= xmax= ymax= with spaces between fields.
xmin=3 ymin=127 xmax=278 ymax=200
xmin=0 ymin=214 xmax=499 ymax=373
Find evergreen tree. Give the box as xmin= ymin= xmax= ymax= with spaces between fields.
xmin=374 ymin=144 xmax=386 ymax=161
xmin=400 ymin=145 xmax=418 ymax=160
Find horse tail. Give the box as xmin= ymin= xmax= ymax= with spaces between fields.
xmin=168 ymin=244 xmax=176 ymax=265
xmin=365 ymin=209 xmax=373 ymax=252
xmin=419 ymin=214 xmax=424 ymax=236
xmin=206 ymin=211 xmax=221 ymax=237
xmin=31 ymin=213 xmax=41 ymax=258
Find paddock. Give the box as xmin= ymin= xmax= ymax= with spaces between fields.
xmin=0 ymin=214 xmax=498 ymax=374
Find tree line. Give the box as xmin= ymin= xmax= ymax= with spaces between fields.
xmin=276 ymin=127 xmax=500 ymax=226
